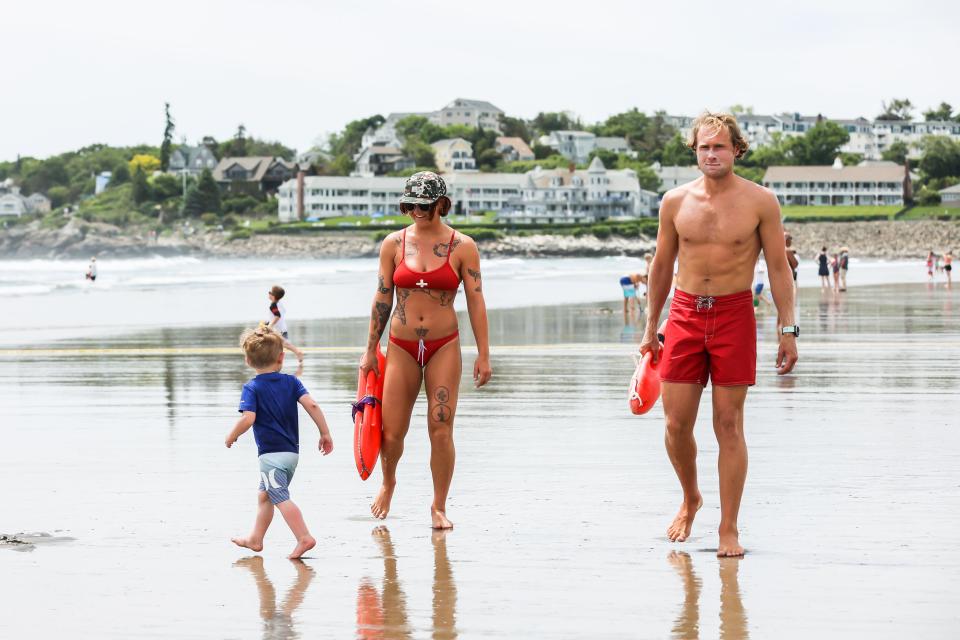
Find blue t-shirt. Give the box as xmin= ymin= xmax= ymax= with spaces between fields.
xmin=238 ymin=372 xmax=308 ymax=455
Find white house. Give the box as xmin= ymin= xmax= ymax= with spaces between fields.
xmin=169 ymin=145 xmax=218 ymax=176
xmin=939 ymin=183 xmax=960 ymax=208
xmin=652 ymin=163 xmax=702 ymax=192
xmin=763 ymin=158 xmax=914 ymax=206
xmin=353 ymin=145 xmax=414 ymax=177
xmin=0 ymin=187 xmax=51 ymax=216
xmin=276 ymin=160 xmax=653 ymax=223
xmin=500 ymin=157 xmax=650 ymax=223
xmin=431 ymin=138 xmax=476 ymax=173
xmin=595 ymin=136 xmax=632 ymax=157
xmin=0 ymin=193 xmax=27 ymax=216
xmin=543 ymin=130 xmax=596 ymax=164
xmin=434 ymin=99 xmax=503 ymax=132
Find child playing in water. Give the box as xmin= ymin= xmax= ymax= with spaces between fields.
xmin=267 ymin=285 xmax=305 ymax=363
xmin=226 ymin=326 xmax=333 ymax=559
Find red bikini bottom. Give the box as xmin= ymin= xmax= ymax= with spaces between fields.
xmin=389 ymin=331 xmax=459 ymax=368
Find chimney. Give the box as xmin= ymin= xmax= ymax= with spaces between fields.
xmin=568 ymin=161 xmax=576 ymax=174
xmin=296 ymin=169 xmax=305 ymax=221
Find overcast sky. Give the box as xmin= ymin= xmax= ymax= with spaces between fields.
xmin=3 ymin=0 xmax=957 ymax=160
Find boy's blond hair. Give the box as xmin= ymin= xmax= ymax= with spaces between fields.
xmin=687 ymin=111 xmax=749 ymax=158
xmin=240 ymin=326 xmax=283 ymax=369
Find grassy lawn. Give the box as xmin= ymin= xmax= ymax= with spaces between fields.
xmin=899 ymin=205 xmax=960 ymax=220
xmin=781 ymin=205 xmax=900 ymax=220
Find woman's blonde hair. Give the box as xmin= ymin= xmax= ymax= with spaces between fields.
xmin=687 ymin=111 xmax=749 ymax=158
xmin=240 ymin=325 xmax=283 ymax=369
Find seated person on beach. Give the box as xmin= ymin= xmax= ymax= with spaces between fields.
xmin=226 ymin=326 xmax=333 ymax=559
xmin=266 ymin=285 xmax=305 ymax=363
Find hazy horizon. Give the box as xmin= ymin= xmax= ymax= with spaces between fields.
xmin=3 ymin=0 xmax=957 ymax=160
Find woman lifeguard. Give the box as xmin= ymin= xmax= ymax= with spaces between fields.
xmin=360 ymin=171 xmax=492 ymax=529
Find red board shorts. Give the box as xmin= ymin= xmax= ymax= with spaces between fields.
xmin=659 ymin=289 xmax=757 ymax=387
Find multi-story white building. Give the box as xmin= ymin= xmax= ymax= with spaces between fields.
xmin=670 ymin=112 xmax=960 ymax=160
xmin=433 ymin=98 xmax=503 ymax=132
xmin=541 ymin=130 xmax=596 ymax=164
xmin=0 ymin=185 xmax=51 ymax=217
xmin=762 ymin=159 xmax=914 ymax=206
xmin=500 ymin=157 xmax=655 ymax=223
xmin=277 ymin=159 xmax=654 ymax=223
xmin=431 ymin=138 xmax=476 ymax=173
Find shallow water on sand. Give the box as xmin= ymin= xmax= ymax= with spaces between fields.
xmin=2 ymin=283 xmax=959 ymax=638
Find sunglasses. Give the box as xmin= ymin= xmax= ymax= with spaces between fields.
xmin=400 ymin=202 xmax=434 ymax=213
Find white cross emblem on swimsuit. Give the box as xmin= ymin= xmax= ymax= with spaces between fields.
xmin=416 ymin=279 xmax=428 ymax=288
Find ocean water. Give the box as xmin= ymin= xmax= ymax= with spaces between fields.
xmin=3 ymin=254 xmax=939 ymax=346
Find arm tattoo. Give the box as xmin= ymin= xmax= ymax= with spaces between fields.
xmin=467 ymin=268 xmax=482 ymax=292
xmin=433 ymin=239 xmax=462 ymax=258
xmin=393 ymin=289 xmax=410 ymax=325
xmin=377 ymin=274 xmax=391 ymax=295
xmin=368 ymin=301 xmax=391 ymax=349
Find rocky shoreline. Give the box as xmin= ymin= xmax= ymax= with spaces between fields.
xmin=1 ymin=218 xmax=957 ymax=260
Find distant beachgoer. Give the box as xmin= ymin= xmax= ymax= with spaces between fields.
xmin=831 ymin=253 xmax=840 ymax=292
xmin=839 ymin=247 xmax=849 ymax=291
xmin=945 ymin=251 xmax=953 ymax=285
xmin=784 ymin=233 xmax=798 ymax=290
xmin=926 ymin=251 xmax=935 ymax=279
xmin=935 ymin=253 xmax=943 ymax=274
xmin=267 ymin=285 xmax=305 ymax=363
xmin=817 ymin=247 xmax=830 ymax=289
xmin=753 ymin=258 xmax=772 ymax=311
xmin=639 ymin=253 xmax=654 ymax=309
xmin=227 ymin=326 xmax=333 ymax=559
xmin=85 ymin=257 xmax=97 ymax=282
xmin=619 ymin=274 xmax=640 ymax=316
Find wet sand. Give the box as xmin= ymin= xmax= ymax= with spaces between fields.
xmin=2 ymin=283 xmax=959 ymax=638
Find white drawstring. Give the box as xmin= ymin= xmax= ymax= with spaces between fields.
xmin=417 ymin=339 xmax=426 ymax=366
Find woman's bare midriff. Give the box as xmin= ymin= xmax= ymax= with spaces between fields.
xmin=389 ymin=287 xmax=459 ymax=341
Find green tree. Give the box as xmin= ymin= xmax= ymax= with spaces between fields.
xmin=729 ymin=104 xmax=755 ymax=115
xmin=110 ymin=162 xmax=130 ymax=186
xmin=594 ymin=109 xmax=677 ymax=163
xmin=160 ymin=102 xmax=175 ymax=171
xmin=840 ymin=152 xmax=864 ymax=166
xmin=150 ymin=173 xmax=182 ymax=200
xmin=789 ymin=121 xmax=850 ymax=165
xmin=660 ymin=133 xmax=696 ymax=166
xmin=918 ymin=136 xmax=960 ymax=180
xmin=532 ymin=111 xmax=579 ymax=136
xmin=132 ymin=165 xmax=151 ymax=204
xmin=328 ymin=154 xmax=355 ymax=176
xmin=498 ymin=115 xmax=531 ymax=142
xmin=327 ymin=115 xmax=386 ymax=158
xmin=221 ymin=124 xmax=248 ymax=157
xmin=923 ymin=102 xmax=953 ymax=122
xmin=876 ymin=98 xmax=914 ymax=121
xmin=47 ymin=185 xmax=71 ymax=208
xmin=402 ymin=139 xmax=437 ymax=168
xmin=881 ymin=141 xmax=910 ymax=164
xmin=395 ymin=115 xmax=444 ymax=144
xmin=182 ymin=168 xmax=221 ymax=216
xmin=533 ymin=143 xmax=554 ymax=159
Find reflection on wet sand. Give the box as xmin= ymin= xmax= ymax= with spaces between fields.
xmin=669 ymin=552 xmax=748 ymax=640
xmin=357 ymin=527 xmax=457 ymax=640
xmin=234 ymin=556 xmax=315 ymax=640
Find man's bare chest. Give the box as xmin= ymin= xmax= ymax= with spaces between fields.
xmin=675 ymin=201 xmax=759 ymax=246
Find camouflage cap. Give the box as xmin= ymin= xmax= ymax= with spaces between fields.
xmin=399 ymin=171 xmax=447 ymax=205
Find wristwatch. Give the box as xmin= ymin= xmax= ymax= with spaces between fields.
xmin=781 ymin=325 xmax=800 ymax=338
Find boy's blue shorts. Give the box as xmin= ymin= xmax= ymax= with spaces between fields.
xmin=257 ymin=452 xmax=299 ymax=505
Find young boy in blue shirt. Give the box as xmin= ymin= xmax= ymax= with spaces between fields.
xmin=226 ymin=326 xmax=334 ymax=559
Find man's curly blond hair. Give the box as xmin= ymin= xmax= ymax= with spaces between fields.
xmin=687 ymin=111 xmax=749 ymax=158
xmin=240 ymin=325 xmax=283 ymax=369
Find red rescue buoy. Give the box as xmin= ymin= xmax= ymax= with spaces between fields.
xmin=353 ymin=344 xmax=386 ymax=480
xmin=629 ymin=351 xmax=661 ymax=415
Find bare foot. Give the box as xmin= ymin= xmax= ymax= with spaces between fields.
xmin=431 ymin=507 xmax=453 ymax=530
xmin=289 ymin=535 xmax=316 ymax=559
xmin=717 ymin=528 xmax=744 ymax=557
xmin=371 ymin=483 xmax=395 ymax=520
xmin=666 ymin=497 xmax=702 ymax=542
xmin=231 ymin=536 xmax=264 ymax=552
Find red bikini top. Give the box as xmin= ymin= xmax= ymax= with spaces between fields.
xmin=393 ymin=229 xmax=461 ymax=292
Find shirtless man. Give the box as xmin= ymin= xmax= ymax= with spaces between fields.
xmin=784 ymin=232 xmax=799 ymax=291
xmin=639 ymin=112 xmax=798 ymax=557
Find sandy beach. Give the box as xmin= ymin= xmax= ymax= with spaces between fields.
xmin=2 ymin=281 xmax=959 ymax=638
